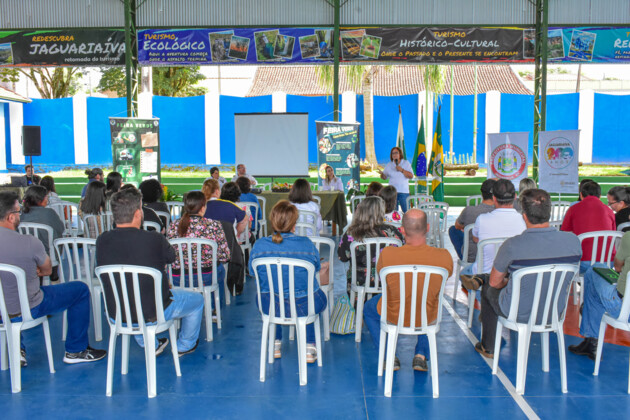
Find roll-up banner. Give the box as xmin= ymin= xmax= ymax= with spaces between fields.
xmin=109 ymin=118 xmax=161 ymax=186
xmin=538 ymin=130 xmax=580 ymax=194
xmin=316 ymin=121 xmax=361 ymax=194
xmin=487 ymin=132 xmax=529 ymax=190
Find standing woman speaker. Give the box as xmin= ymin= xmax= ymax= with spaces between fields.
xmin=377 ymin=146 xmax=413 ymax=213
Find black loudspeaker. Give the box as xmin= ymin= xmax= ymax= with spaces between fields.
xmin=22 ymin=126 xmax=41 ymax=156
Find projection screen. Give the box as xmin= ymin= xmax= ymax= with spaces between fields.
xmin=234 ymin=113 xmax=309 ymax=177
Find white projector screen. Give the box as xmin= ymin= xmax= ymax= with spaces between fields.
xmin=234 ymin=113 xmax=309 ymax=177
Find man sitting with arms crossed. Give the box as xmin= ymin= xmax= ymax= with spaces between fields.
xmin=363 ymin=209 xmax=453 ymax=371
xmin=96 ymin=188 xmax=204 ymax=357
xmin=462 ymin=189 xmax=582 ymax=357
xmin=0 ymin=191 xmax=106 ymax=365
xmin=231 ymin=163 xmax=257 ymax=186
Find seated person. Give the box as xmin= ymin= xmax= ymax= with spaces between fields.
xmin=40 ymin=176 xmax=63 ymax=207
xmin=139 ymin=178 xmax=169 ymax=228
xmin=0 ymin=191 xmax=106 ymax=365
xmin=448 ymin=179 xmax=496 ymax=260
xmin=606 ymin=186 xmax=630 ymax=230
xmin=207 ymin=166 xmax=226 ymax=189
xmin=166 ymin=191 xmax=231 ymax=296
xmin=235 ymin=176 xmax=262 ymax=234
xmin=231 ymin=163 xmax=257 ymax=186
xmin=365 ymin=181 xmax=383 ymax=197
xmin=23 ymin=164 xmax=41 ymax=186
xmin=338 ymin=196 xmax=404 ymax=291
xmin=96 ymin=188 xmax=204 ymax=357
xmin=289 ymin=178 xmax=323 ymax=236
xmin=513 ymin=177 xmax=536 ymax=213
xmin=379 ymin=185 xmax=402 ymax=224
xmin=364 ymin=209 xmax=453 ymax=371
xmin=79 ymin=181 xmax=108 ymax=238
xmin=320 ymin=165 xmax=344 ymax=192
xmin=203 ymin=180 xmax=249 ymax=237
xmin=569 ymin=229 xmax=630 ymax=360
xmin=81 ymin=167 xmax=104 ymax=198
xmin=106 ymin=171 xmax=123 ymax=200
xmin=120 ymin=184 xmax=164 ymax=232
xmin=249 ymin=200 xmax=327 ymax=363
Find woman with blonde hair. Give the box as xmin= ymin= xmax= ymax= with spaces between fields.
xmin=320 ymin=165 xmax=343 ymax=192
xmin=338 ymin=196 xmax=403 ymax=289
xmin=249 ymin=200 xmax=326 ymax=362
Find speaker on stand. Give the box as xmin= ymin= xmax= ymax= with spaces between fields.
xmin=22 ymin=126 xmax=41 ymax=179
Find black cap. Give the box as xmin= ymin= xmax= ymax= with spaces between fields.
xmin=493 ymin=179 xmax=516 ymax=201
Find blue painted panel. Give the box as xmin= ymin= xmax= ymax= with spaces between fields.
xmin=500 ymin=94 xmax=534 ymax=162
xmin=87 ymin=97 xmax=127 ymax=165
xmin=3 ymin=104 xmax=10 ymax=167
xmin=355 ymin=95 xmax=365 ymax=160
xmin=153 ymin=95 xmax=205 ymax=165
xmin=286 ymin=95 xmax=334 ymax=163
xmin=22 ymin=98 xmax=74 ymax=165
xmin=546 ymin=93 xmax=579 ymax=131
xmin=220 ymin=95 xmax=272 ymax=164
xmin=476 ymin=94 xmax=487 ymax=164
xmin=373 ymin=94 xmax=418 ymax=163
xmin=593 ymin=93 xmax=630 ymax=163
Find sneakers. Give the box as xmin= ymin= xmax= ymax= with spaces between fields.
xmin=63 ymin=346 xmax=107 ymax=364
xmin=178 ymin=340 xmax=199 ymax=357
xmin=412 ymin=355 xmax=428 ymax=372
xmin=20 ymin=349 xmax=27 ymax=367
xmin=274 ymin=340 xmax=282 ymax=359
xmin=568 ymin=337 xmax=598 ymax=361
xmin=306 ymin=344 xmax=317 ymax=364
xmin=155 ymin=338 xmax=169 ymax=357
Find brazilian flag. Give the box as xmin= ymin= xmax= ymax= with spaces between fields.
xmin=412 ymin=112 xmax=427 ymax=192
xmin=427 ymin=112 xmax=444 ymax=202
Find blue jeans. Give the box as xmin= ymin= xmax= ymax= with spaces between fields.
xmin=258 ymin=289 xmax=327 ymax=343
xmin=23 ymin=281 xmax=91 ymax=353
xmin=363 ymin=295 xmax=429 ymax=359
xmin=172 ymin=264 xmax=226 ymax=307
xmin=580 ymin=261 xmax=593 ymax=275
xmin=135 ymin=289 xmax=204 ymax=352
xmin=397 ymin=193 xmax=409 ymax=214
xmin=580 ymin=266 xmax=626 ymax=338
xmin=448 ymin=226 xmax=464 ymax=260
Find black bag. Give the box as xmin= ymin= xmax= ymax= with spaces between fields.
xmin=220 ymin=221 xmax=244 ymax=295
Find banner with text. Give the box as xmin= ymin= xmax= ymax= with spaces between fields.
xmin=487 ymin=132 xmax=530 ymax=190
xmin=0 ymin=29 xmax=125 ymax=67
xmin=109 ymin=118 xmax=161 ymax=186
xmin=316 ymin=121 xmax=361 ymax=194
xmin=538 ymin=130 xmax=580 ymax=194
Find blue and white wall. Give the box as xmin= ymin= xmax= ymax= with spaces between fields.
xmin=1 ymin=90 xmax=628 ymax=170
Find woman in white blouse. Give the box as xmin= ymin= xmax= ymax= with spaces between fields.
xmin=289 ymin=178 xmax=323 ymax=236
xmin=320 ymin=165 xmax=344 ymax=192
xmin=377 ymin=146 xmax=413 ymax=213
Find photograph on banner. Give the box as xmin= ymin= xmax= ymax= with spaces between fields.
xmin=316 ymin=121 xmax=361 ymax=194
xmin=538 ymin=130 xmax=580 ymax=194
xmin=487 ymin=132 xmax=529 ymax=189
xmin=110 ymin=118 xmax=161 ymax=186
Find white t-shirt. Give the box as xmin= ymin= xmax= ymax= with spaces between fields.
xmin=292 ymin=201 xmax=323 ymax=236
xmin=382 ymin=160 xmax=412 ymax=194
xmin=472 ymin=208 xmax=526 ymax=273
xmin=321 ymin=177 xmax=344 ymax=192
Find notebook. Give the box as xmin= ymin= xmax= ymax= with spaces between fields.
xmin=592 ymin=267 xmax=619 ymax=285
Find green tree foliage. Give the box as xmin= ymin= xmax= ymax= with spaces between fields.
xmin=97 ymin=66 xmax=208 ymax=97
xmin=0 ymin=67 xmax=83 ymax=98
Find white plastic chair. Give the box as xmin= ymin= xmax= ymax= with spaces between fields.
xmin=0 ymin=263 xmax=55 ymax=393
xmin=312 ymin=195 xmax=321 ymax=209
xmin=406 ymin=194 xmax=433 ymax=209
xmin=550 ymin=201 xmax=572 ymax=223
xmin=166 ymin=201 xmax=184 ymax=220
xmin=549 ymin=220 xmax=562 ymax=231
xmin=467 ymin=237 xmax=508 ymax=328
xmin=256 ymin=196 xmax=268 ymax=238
xmin=351 ymin=196 xmax=365 ymax=213
xmin=308 ymin=236 xmax=335 ymax=341
xmin=17 ymin=222 xmax=59 ymax=286
xmin=576 ymin=231 xmax=622 ymax=304
xmin=466 ymin=195 xmax=483 ymax=207
xmin=154 ymin=211 xmax=171 ymax=232
xmin=298 ymin=210 xmax=320 ymax=237
xmin=236 ymin=206 xmax=253 ymax=285
xmin=594 ymin=272 xmax=630 ymax=394
xmin=617 ymin=222 xmax=630 ymax=232
xmin=168 ymin=238 xmax=223 ymax=341
xmin=453 ymin=224 xmax=475 ymax=298
xmin=49 ymin=201 xmax=83 ymax=237
xmin=252 ymin=257 xmax=323 ymax=386
xmin=143 ymin=221 xmax=162 ymax=232
xmin=82 ymin=212 xmax=114 ymax=239
xmin=54 ymin=237 xmax=103 ymax=342
xmin=95 ymin=264 xmax=181 ymax=398
xmin=492 ymin=264 xmax=579 ymax=395
xmin=377 ymin=264 xmax=449 ymax=398
xmin=240 ymin=201 xmax=262 ymax=240
xmin=349 ymin=237 xmax=403 ymax=342
xmin=418 ymin=202 xmax=449 ymax=248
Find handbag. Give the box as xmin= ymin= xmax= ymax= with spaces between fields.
xmin=329 ymin=294 xmax=356 ymax=335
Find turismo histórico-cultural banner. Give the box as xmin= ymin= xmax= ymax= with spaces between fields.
xmin=110 ymin=118 xmax=161 ymax=186
xmin=316 ymin=121 xmax=361 ymax=194
xmin=487 ymin=132 xmax=530 ymax=190
xmin=538 ymin=130 xmax=580 ymax=194
xmin=0 ymin=29 xmax=125 ymax=67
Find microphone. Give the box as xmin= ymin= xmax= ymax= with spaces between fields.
xmin=394 ymin=158 xmax=399 ymax=165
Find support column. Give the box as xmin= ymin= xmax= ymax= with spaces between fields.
xmin=72 ymin=93 xmax=89 ymax=164
xmin=138 ymin=91 xmax=153 ymax=119
xmin=204 ymin=92 xmax=221 ymax=165
xmin=9 ymin=102 xmax=24 ymax=165
xmin=341 ymin=91 xmax=356 ymax=123
xmin=0 ymin=104 xmax=6 ymax=170
xmin=333 ymin=0 xmax=340 ymax=121
xmin=578 ymin=90 xmax=594 ymax=164
xmin=485 ymin=91 xmax=501 ymax=164
xmin=272 ymin=92 xmax=287 ymax=113
xmin=533 ymin=0 xmax=549 ymax=181
xmin=124 ymin=0 xmax=139 ymax=117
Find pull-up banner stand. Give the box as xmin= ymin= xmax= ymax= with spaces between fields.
xmin=487 ymin=132 xmax=529 ymax=190
xmin=109 ymin=118 xmax=161 ymax=186
xmin=538 ymin=130 xmax=580 ymax=194
xmin=316 ymin=121 xmax=361 ymax=193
